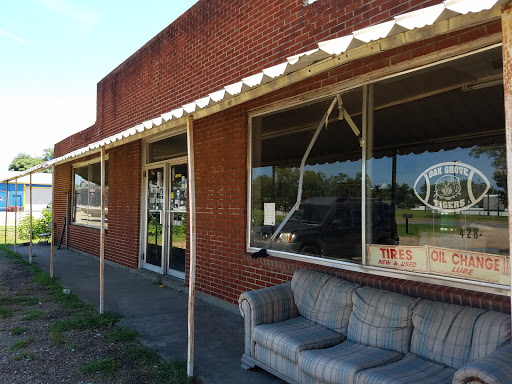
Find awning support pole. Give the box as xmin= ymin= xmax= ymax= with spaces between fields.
xmin=4 ymin=181 xmax=8 ymax=246
xmin=501 ymin=4 xmax=512 ymax=331
xmin=186 ymin=115 xmax=197 ymax=377
xmin=100 ymin=147 xmax=106 ymax=314
xmin=65 ymin=191 xmax=69 ymax=249
xmin=29 ymin=173 xmax=33 ymax=264
xmin=14 ymin=179 xmax=17 ymax=252
xmin=50 ymin=166 xmax=55 ymax=278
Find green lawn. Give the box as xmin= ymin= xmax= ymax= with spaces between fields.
xmin=395 ymin=209 xmax=508 ymax=223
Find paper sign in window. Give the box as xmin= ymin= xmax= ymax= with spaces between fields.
xmin=367 ymin=245 xmax=428 ymax=272
xmin=264 ymin=203 xmax=275 ymax=226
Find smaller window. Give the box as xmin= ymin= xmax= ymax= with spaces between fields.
xmin=147 ymin=133 xmax=187 ymax=163
xmin=72 ymin=161 xmax=108 ymax=229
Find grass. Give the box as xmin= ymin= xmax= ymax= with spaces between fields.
xmin=80 ymin=357 xmax=117 ymax=377
xmin=396 ymin=209 xmax=509 ymax=223
xmin=105 ymin=326 xmax=139 ymax=343
xmin=0 ymin=306 xmax=14 ymax=318
xmin=52 ymin=312 xmax=120 ymax=333
xmin=9 ymin=337 xmax=35 ymax=351
xmin=0 ymin=296 xmax=39 ymax=306
xmin=122 ymin=345 xmax=161 ymax=366
xmin=22 ymin=309 xmax=44 ymax=321
xmin=10 ymin=326 xmax=27 ymax=335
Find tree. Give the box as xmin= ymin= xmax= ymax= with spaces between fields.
xmin=8 ymin=147 xmax=53 ymax=173
xmin=470 ymin=145 xmax=507 ymax=205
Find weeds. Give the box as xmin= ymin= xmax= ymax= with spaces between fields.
xmin=9 ymin=337 xmax=35 ymax=351
xmin=0 ymin=306 xmax=14 ymax=318
xmin=105 ymin=326 xmax=139 ymax=343
xmin=22 ymin=309 xmax=44 ymax=321
xmin=10 ymin=326 xmax=27 ymax=335
xmin=0 ymin=296 xmax=39 ymax=306
xmin=122 ymin=345 xmax=161 ymax=366
xmin=80 ymin=357 xmax=117 ymax=377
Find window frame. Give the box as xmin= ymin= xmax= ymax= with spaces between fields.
xmin=246 ymin=43 xmax=509 ymax=295
xmin=71 ymin=157 xmax=109 ymax=230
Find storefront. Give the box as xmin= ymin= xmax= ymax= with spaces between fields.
xmin=249 ymin=45 xmax=509 ymax=289
xmin=3 ymin=0 xmax=511 ymax=314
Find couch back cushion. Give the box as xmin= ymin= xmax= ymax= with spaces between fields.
xmin=290 ymin=269 xmax=358 ymax=335
xmin=347 ymin=286 xmax=420 ymax=353
xmin=470 ymin=310 xmax=511 ymax=361
xmin=411 ymin=300 xmax=486 ymax=369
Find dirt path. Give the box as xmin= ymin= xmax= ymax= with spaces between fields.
xmin=0 ymin=247 xmax=194 ymax=384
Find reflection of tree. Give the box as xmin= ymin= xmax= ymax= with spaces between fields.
xmin=370 ymin=183 xmax=416 ymax=209
xmin=470 ymin=145 xmax=507 ymax=204
xmin=253 ymin=168 xmax=366 ymax=212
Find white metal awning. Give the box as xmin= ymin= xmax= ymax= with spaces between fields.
xmin=0 ymin=0 xmax=502 ymax=182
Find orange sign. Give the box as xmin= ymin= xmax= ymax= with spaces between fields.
xmin=367 ymin=245 xmax=428 ymax=272
xmin=428 ymin=247 xmax=510 ymax=285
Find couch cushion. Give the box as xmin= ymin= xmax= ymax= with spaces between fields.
xmin=470 ymin=310 xmax=511 ymax=361
xmin=355 ymin=353 xmax=455 ymax=384
xmin=347 ymin=286 xmax=420 ymax=353
xmin=411 ymin=300 xmax=486 ymax=369
xmin=291 ymin=269 xmax=358 ymax=334
xmin=253 ymin=316 xmax=345 ymax=362
xmin=298 ymin=340 xmax=403 ymax=384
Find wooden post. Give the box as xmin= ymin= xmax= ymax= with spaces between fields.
xmin=50 ymin=166 xmax=55 ymax=278
xmin=4 ymin=180 xmax=8 ymax=246
xmin=186 ymin=116 xmax=197 ymax=377
xmin=14 ymin=179 xmax=17 ymax=252
xmin=100 ymin=147 xmax=106 ymax=314
xmin=501 ymin=4 xmax=512 ymax=332
xmin=29 ymin=173 xmax=33 ymax=264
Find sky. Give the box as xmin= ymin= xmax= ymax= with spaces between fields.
xmin=0 ymin=0 xmax=198 ymax=174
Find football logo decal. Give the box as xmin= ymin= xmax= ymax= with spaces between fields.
xmin=414 ymin=162 xmax=490 ymax=213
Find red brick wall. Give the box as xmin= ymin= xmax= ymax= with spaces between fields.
xmin=55 ymin=0 xmax=444 ymax=157
xmin=53 ymin=141 xmax=141 ymax=268
xmin=104 ymin=141 xmax=142 ymax=269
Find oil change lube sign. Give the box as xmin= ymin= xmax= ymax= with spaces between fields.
xmin=429 ymin=247 xmax=510 ymax=285
xmin=367 ymin=245 xmax=428 ymax=272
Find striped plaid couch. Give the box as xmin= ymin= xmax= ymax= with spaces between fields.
xmin=239 ymin=269 xmax=512 ymax=384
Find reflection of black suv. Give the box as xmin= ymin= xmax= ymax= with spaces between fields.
xmin=253 ymin=197 xmax=398 ymax=259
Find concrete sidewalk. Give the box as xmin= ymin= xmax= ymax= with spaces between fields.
xmin=11 ymin=244 xmax=284 ymax=384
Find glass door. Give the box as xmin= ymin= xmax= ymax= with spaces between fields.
xmin=144 ymin=167 xmax=165 ymax=272
xmin=167 ymin=163 xmax=187 ymax=278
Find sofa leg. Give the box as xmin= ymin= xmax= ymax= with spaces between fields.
xmin=241 ymin=354 xmax=256 ymax=370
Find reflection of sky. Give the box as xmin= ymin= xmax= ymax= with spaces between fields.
xmin=254 ymin=147 xmax=501 ymax=190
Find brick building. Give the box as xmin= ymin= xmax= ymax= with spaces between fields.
xmin=5 ymin=1 xmax=512 ymax=316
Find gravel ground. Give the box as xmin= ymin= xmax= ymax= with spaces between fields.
xmin=0 ymin=248 xmax=194 ymax=384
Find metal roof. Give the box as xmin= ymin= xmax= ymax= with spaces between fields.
xmin=0 ymin=0 xmax=501 ymax=182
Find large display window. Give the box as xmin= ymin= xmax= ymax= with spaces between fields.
xmin=72 ymin=161 xmax=109 ymax=228
xmin=249 ymin=46 xmax=509 ymax=287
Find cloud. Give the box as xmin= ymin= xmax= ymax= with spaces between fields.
xmin=36 ymin=0 xmax=101 ymax=33
xmin=0 ymin=29 xmax=26 ymax=43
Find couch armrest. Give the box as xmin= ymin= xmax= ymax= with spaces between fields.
xmin=453 ymin=343 xmax=512 ymax=384
xmin=239 ymin=283 xmax=298 ymax=356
